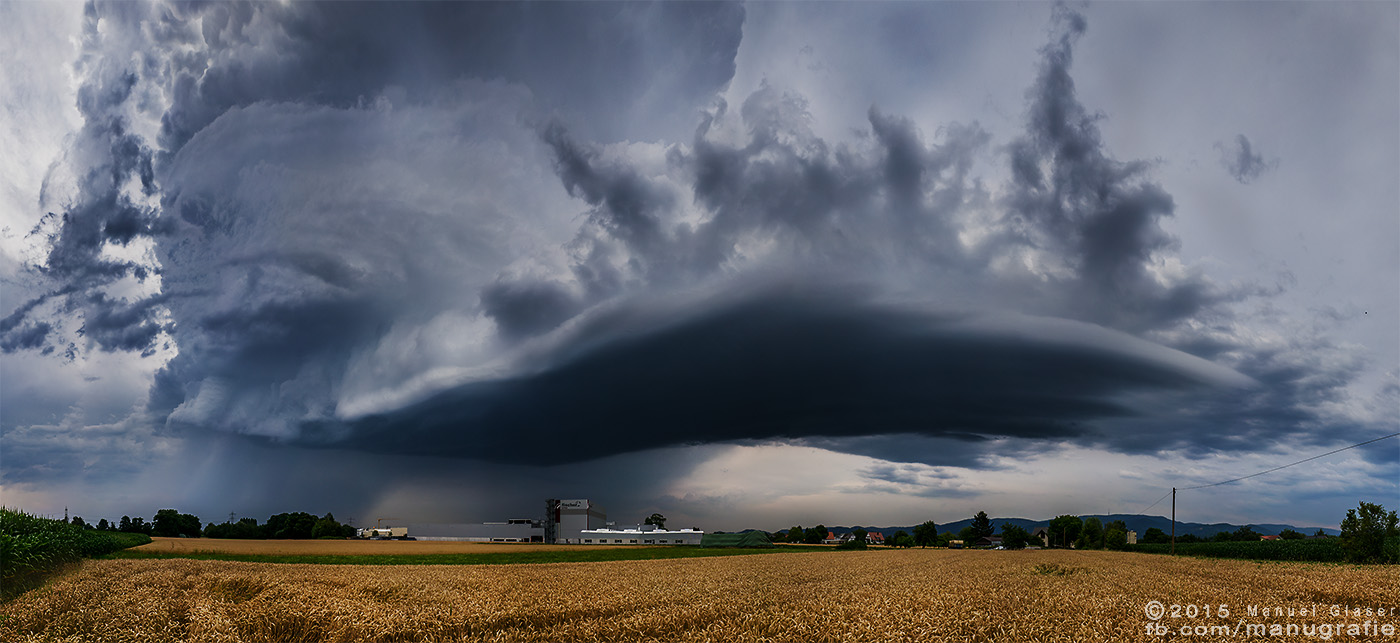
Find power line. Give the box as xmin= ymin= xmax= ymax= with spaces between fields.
xmin=1179 ymin=431 xmax=1400 ymax=491
xmin=1139 ymin=488 xmax=1174 ymax=514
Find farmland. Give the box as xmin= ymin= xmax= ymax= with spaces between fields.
xmin=133 ymin=536 xmax=618 ymax=555
xmin=2 ymin=549 xmax=1395 ymax=642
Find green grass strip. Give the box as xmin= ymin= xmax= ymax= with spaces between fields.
xmin=102 ymin=545 xmax=811 ymax=566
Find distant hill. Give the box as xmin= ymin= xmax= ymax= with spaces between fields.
xmin=811 ymin=514 xmax=1340 ymax=539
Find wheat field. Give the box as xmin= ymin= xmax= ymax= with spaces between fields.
xmin=1 ymin=549 xmax=1394 ymax=642
xmin=133 ymin=537 xmax=616 ymax=555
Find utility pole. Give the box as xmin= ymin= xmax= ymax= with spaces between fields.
xmin=1170 ymin=487 xmax=1176 ymax=556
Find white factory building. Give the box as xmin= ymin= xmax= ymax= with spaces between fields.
xmin=581 ymin=525 xmax=704 ymax=545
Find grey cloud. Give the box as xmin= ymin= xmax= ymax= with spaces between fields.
xmin=1002 ymin=6 xmax=1219 ymax=332
xmin=1215 ymin=134 xmax=1277 ymax=184
xmin=321 ymin=286 xmax=1253 ymax=465
xmin=480 ymin=279 xmax=583 ymax=341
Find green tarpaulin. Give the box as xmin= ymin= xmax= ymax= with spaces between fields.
xmin=700 ymin=531 xmax=774 ymax=548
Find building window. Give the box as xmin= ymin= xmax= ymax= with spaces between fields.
xmin=584 ymin=539 xmax=592 ymax=543
xmin=630 ymin=539 xmax=638 ymax=544
xmin=615 ymin=539 xmax=623 ymax=544
xmin=644 ymin=539 xmax=654 ymax=544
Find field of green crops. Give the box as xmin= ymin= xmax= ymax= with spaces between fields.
xmin=1129 ymin=538 xmax=1346 ymax=562
xmin=0 ymin=508 xmax=152 ymax=599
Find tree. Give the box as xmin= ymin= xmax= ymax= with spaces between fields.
xmin=153 ymin=509 xmax=182 ymax=537
xmin=969 ymin=512 xmax=995 ymax=539
xmin=97 ymin=518 xmax=111 ymax=531
xmin=1077 ymin=518 xmax=1103 ymax=549
xmin=1212 ymin=531 xmax=1233 ymax=542
xmin=804 ymin=525 xmax=828 ymax=545
xmin=266 ymin=512 xmax=317 ymax=539
xmin=787 ymin=525 xmax=804 ymax=544
xmin=1314 ymin=529 xmax=1329 ymax=538
xmin=1000 ymin=524 xmax=1032 ymax=549
xmin=852 ymin=528 xmax=868 ymax=544
xmin=119 ymin=515 xmax=132 ymax=532
xmin=1103 ymin=526 xmax=1128 ymax=550
xmin=644 ymin=513 xmax=666 ymax=529
xmin=1048 ymin=515 xmax=1082 ymax=548
xmin=957 ymin=526 xmax=977 ymax=543
xmin=937 ymin=531 xmax=956 ymax=547
xmin=1231 ymin=525 xmax=1261 ymax=542
xmin=889 ymin=531 xmax=914 ymax=548
xmin=312 ymin=513 xmax=346 ymax=539
xmin=912 ymin=521 xmax=939 ymax=548
xmin=1277 ymin=529 xmax=1304 ymax=540
xmin=1340 ymin=501 xmax=1400 ymax=564
xmin=1141 ymin=527 xmax=1170 ymax=544
xmin=70 ymin=517 xmax=88 ymax=529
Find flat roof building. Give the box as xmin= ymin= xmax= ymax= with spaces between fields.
xmin=580 ymin=525 xmax=703 ymax=546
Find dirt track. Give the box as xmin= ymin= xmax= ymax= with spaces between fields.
xmin=135 ymin=537 xmax=615 ymax=555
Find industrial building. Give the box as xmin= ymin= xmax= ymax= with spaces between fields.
xmin=580 ymin=525 xmax=704 ymax=545
xmin=545 ymin=498 xmax=608 ymax=544
xmin=365 ymin=499 xmax=695 ymax=545
xmin=404 ymin=519 xmax=543 ymax=542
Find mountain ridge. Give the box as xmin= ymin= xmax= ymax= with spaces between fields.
xmin=772 ymin=514 xmax=1341 ymax=538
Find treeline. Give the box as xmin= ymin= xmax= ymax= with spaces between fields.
xmin=203 ymin=512 xmax=355 ymax=539
xmin=0 ymin=508 xmax=152 ymax=600
xmin=57 ymin=509 xmax=358 ymax=539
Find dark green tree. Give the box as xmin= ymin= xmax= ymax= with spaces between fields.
xmin=1048 ymin=515 xmax=1082 ymax=548
xmin=787 ymin=525 xmax=804 ymax=544
xmin=803 ymin=525 xmax=828 ymax=545
xmin=96 ymin=518 xmax=111 ymax=531
xmin=1277 ymin=529 xmax=1305 ymax=540
xmin=970 ymin=511 xmax=995 ymax=539
xmin=1212 ymin=531 xmax=1233 ymax=542
xmin=1103 ymin=525 xmax=1128 ymax=550
xmin=889 ymin=530 xmax=914 ymax=548
xmin=852 ymin=528 xmax=868 ymax=544
xmin=266 ymin=512 xmax=317 ymax=539
xmin=1000 ymin=524 xmax=1031 ymax=549
xmin=937 ymin=531 xmax=956 ymax=547
xmin=956 ymin=526 xmax=977 ymax=543
xmin=1231 ymin=525 xmax=1261 ymax=542
xmin=70 ymin=516 xmax=88 ymax=529
xmin=912 ymin=521 xmax=939 ymax=548
xmin=1077 ymin=517 xmax=1103 ymax=549
xmin=119 ymin=515 xmax=132 ymax=532
xmin=153 ymin=509 xmax=182 ymax=537
xmin=312 ymin=513 xmax=347 ymax=539
xmin=1141 ymin=527 xmax=1170 ymax=544
xmin=644 ymin=513 xmax=666 ymax=529
xmin=1340 ymin=501 xmax=1400 ymax=564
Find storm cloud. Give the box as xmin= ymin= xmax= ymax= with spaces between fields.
xmin=2 ymin=1 xmax=1394 ymax=529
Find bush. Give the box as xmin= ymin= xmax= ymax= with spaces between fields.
xmin=1 ymin=507 xmax=151 ymax=600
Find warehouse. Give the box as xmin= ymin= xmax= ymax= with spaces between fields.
xmin=403 ymin=518 xmax=543 ymax=542
xmin=580 ymin=525 xmax=704 ymax=545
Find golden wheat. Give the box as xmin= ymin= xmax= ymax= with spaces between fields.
xmin=133 ymin=537 xmax=616 ymax=556
xmin=1 ymin=550 xmax=1394 ymax=642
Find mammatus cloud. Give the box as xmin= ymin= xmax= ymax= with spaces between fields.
xmin=1215 ymin=134 xmax=1278 ymax=184
xmin=1 ymin=3 xmax=1392 ymax=509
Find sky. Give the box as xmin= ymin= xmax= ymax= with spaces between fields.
xmin=1 ymin=1 xmax=1396 ymax=533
